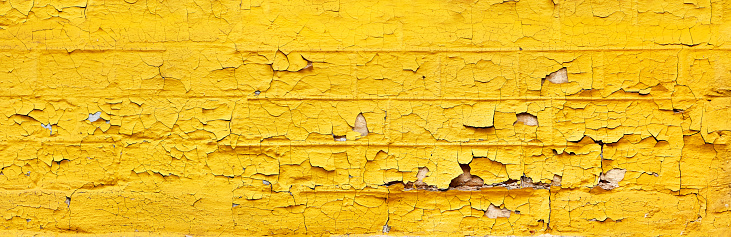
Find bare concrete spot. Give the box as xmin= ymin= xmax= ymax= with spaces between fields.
xmin=333 ymin=135 xmax=347 ymax=141
xmin=598 ymin=168 xmax=626 ymax=190
xmin=520 ymin=176 xmax=536 ymax=188
xmin=405 ymin=167 xmax=437 ymax=191
xmin=543 ymin=67 xmax=568 ymax=84
xmin=485 ymin=204 xmax=511 ymax=219
xmin=254 ymin=90 xmax=261 ymax=96
xmin=353 ymin=113 xmax=369 ymax=136
xmin=515 ymin=113 xmax=538 ymax=126
xmin=232 ymin=203 xmax=239 ymax=207
xmin=262 ymin=180 xmax=271 ymax=185
xmin=416 ymin=167 xmax=429 ymax=180
xmin=88 ymin=112 xmax=102 ymax=122
xmin=551 ymin=175 xmax=562 ymax=187
xmin=65 ymin=197 xmax=71 ymax=207
xmin=449 ymin=164 xmax=484 ymax=190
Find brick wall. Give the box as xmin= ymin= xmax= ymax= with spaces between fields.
xmin=0 ymin=0 xmax=730 ymax=236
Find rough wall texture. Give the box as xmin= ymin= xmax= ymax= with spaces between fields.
xmin=0 ymin=0 xmax=730 ymax=236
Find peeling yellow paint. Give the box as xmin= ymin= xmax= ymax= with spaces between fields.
xmin=0 ymin=0 xmax=730 ymax=236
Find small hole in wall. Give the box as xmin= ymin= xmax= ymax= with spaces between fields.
xmin=254 ymin=90 xmax=261 ymax=96
xmin=333 ymin=135 xmax=346 ymax=142
xmin=382 ymin=224 xmax=390 ymax=233
xmin=515 ymin=113 xmax=538 ymax=126
xmin=65 ymin=197 xmax=71 ymax=207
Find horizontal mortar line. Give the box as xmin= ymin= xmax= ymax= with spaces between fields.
xmin=1 ymin=46 xmax=728 ymax=53
xmin=234 ymin=47 xmax=719 ymax=52
xmin=0 ymin=96 xmax=690 ymax=100
xmin=295 ymin=189 xmax=535 ymax=194
xmin=244 ymin=96 xmax=678 ymax=101
xmin=0 ymin=141 xmax=582 ymax=147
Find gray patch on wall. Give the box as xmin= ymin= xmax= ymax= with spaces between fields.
xmin=40 ymin=123 xmax=52 ymax=135
xmin=88 ymin=112 xmax=102 ymax=122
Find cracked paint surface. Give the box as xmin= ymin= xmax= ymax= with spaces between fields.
xmin=0 ymin=0 xmax=730 ymax=236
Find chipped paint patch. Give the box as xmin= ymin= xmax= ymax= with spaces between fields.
xmin=597 ymin=168 xmax=626 ymax=190
xmin=485 ymin=204 xmax=513 ymax=219
xmin=87 ymin=112 xmax=102 ymax=122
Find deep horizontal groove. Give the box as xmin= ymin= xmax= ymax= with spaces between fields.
xmin=245 ymin=96 xmax=680 ymax=101
xmin=0 ymin=95 xmax=700 ymax=100
xmin=0 ymin=141 xmax=584 ymax=147
xmin=1 ymin=46 xmax=730 ymax=53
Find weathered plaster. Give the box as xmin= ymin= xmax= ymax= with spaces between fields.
xmin=0 ymin=0 xmax=730 ymax=236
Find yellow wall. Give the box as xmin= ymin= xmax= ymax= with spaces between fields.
xmin=0 ymin=0 xmax=730 ymax=236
